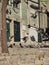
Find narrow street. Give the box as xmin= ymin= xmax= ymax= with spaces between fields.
xmin=0 ymin=44 xmax=49 ymax=65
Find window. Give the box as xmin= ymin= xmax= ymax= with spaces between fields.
xmin=13 ymin=0 xmax=21 ymax=8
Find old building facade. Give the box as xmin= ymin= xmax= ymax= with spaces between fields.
xmin=0 ymin=0 xmax=49 ymax=45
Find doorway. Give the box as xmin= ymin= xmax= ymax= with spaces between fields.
xmin=6 ymin=19 xmax=10 ymax=42
xmin=14 ymin=21 xmax=20 ymax=42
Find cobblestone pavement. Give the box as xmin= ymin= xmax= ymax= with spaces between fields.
xmin=0 ymin=47 xmax=49 ymax=65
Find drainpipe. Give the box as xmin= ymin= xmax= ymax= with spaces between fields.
xmin=38 ymin=0 xmax=40 ymax=30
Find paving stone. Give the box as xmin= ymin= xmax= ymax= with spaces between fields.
xmin=0 ymin=48 xmax=49 ymax=65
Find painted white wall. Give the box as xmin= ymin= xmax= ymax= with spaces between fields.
xmin=29 ymin=27 xmax=38 ymax=42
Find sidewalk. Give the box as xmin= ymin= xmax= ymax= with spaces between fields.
xmin=0 ymin=47 xmax=49 ymax=65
